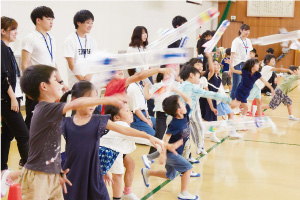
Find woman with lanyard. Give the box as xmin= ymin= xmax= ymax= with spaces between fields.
xmin=229 ymin=24 xmax=252 ymax=113
xmin=127 ymin=26 xmax=156 ymax=117
xmin=1 ymin=16 xmax=29 ymax=174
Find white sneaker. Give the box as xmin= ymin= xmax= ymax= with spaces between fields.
xmin=233 ymin=107 xmax=241 ymax=115
xmin=187 ymin=157 xmax=200 ymax=164
xmin=178 ymin=192 xmax=198 ymax=200
xmin=141 ymin=168 xmax=149 ymax=187
xmin=180 ymin=171 xmax=201 ymax=177
xmin=225 ymin=89 xmax=230 ymax=93
xmin=141 ymin=155 xmax=152 ymax=169
xmin=229 ymin=130 xmax=243 ymax=139
xmin=196 ymin=148 xmax=207 ymax=155
xmin=1 ymin=169 xmax=12 ymax=198
xmin=288 ymin=115 xmax=299 ymax=121
xmin=122 ymin=192 xmax=140 ymax=200
xmin=210 ymin=134 xmax=221 ymax=143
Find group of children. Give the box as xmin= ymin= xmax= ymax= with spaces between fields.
xmin=1 ymin=5 xmax=300 ymax=200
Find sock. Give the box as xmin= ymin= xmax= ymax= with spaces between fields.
xmin=113 ymin=198 xmax=121 ymax=200
xmin=289 ymin=115 xmax=294 ymax=117
xmin=123 ymin=186 xmax=132 ymax=195
xmin=180 ymin=191 xmax=189 ymax=196
xmin=147 ymin=151 xmax=160 ymax=160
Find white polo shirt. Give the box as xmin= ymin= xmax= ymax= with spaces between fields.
xmin=64 ymin=32 xmax=98 ymax=88
xmin=231 ymin=37 xmax=253 ymax=67
xmin=22 ymin=29 xmax=56 ymax=67
xmin=127 ymin=82 xmax=148 ymax=113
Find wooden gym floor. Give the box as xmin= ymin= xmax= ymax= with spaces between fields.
xmin=3 ymin=77 xmax=300 ymax=200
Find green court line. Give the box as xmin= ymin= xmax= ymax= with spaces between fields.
xmin=243 ymin=139 xmax=300 ymax=147
xmin=141 ymin=136 xmax=230 ymax=200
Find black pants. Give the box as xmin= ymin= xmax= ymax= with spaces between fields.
xmin=1 ymin=98 xmax=29 ymax=170
xmin=148 ymin=111 xmax=167 ymax=154
xmin=25 ymin=96 xmax=38 ymax=130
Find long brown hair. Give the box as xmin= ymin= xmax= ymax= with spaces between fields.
xmin=129 ymin=26 xmax=148 ymax=48
xmin=1 ymin=16 xmax=18 ymax=31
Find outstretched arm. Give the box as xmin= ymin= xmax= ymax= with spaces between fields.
xmin=206 ymin=52 xmax=215 ymax=80
xmin=260 ymin=77 xmax=275 ymax=95
xmin=171 ymin=86 xmax=192 ymax=107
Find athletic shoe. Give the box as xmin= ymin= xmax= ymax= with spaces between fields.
xmin=121 ymin=192 xmax=140 ymax=200
xmin=288 ymin=115 xmax=299 ymax=121
xmin=225 ymin=89 xmax=230 ymax=93
xmin=1 ymin=169 xmax=13 ymax=198
xmin=187 ymin=157 xmax=200 ymax=164
xmin=178 ymin=192 xmax=199 ymax=200
xmin=180 ymin=171 xmax=201 ymax=177
xmin=210 ymin=134 xmax=221 ymax=143
xmin=222 ymin=115 xmax=229 ymax=120
xmin=141 ymin=168 xmax=149 ymax=187
xmin=229 ymin=130 xmax=243 ymax=139
xmin=196 ymin=148 xmax=207 ymax=155
xmin=233 ymin=107 xmax=241 ymax=115
xmin=142 ymin=155 xmax=152 ymax=169
xmin=266 ymin=92 xmax=272 ymax=96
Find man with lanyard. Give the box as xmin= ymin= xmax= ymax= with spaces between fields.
xmin=64 ymin=10 xmax=97 ymax=88
xmin=229 ymin=24 xmax=252 ymax=113
xmin=21 ymin=6 xmax=68 ymax=129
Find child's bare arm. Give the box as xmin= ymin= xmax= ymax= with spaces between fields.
xmin=171 ymin=86 xmax=192 ymax=107
xmin=260 ymin=77 xmax=275 ymax=95
xmin=206 ymin=52 xmax=215 ymax=80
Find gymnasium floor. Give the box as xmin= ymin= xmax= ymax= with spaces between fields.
xmin=4 ymin=77 xmax=300 ymax=200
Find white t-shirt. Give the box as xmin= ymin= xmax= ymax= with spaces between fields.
xmin=127 ymin=46 xmax=149 ymax=71
xmin=231 ymin=37 xmax=253 ymax=67
xmin=22 ymin=30 xmax=56 ymax=67
xmin=63 ymin=32 xmax=98 ymax=87
xmin=255 ymin=65 xmax=274 ymax=89
xmin=199 ymin=76 xmax=208 ymax=89
xmin=127 ymin=82 xmax=148 ymax=112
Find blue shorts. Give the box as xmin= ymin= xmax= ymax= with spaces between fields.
xmin=217 ymin=102 xmax=232 ymax=116
xmin=165 ymin=153 xmax=193 ymax=180
xmin=247 ymin=84 xmax=261 ymax=101
xmin=99 ymin=146 xmax=119 ymax=175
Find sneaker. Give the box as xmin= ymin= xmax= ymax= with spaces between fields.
xmin=266 ymin=92 xmax=272 ymax=96
xmin=222 ymin=115 xmax=229 ymax=120
xmin=121 ymin=192 xmax=140 ymax=200
xmin=229 ymin=130 xmax=243 ymax=139
xmin=141 ymin=168 xmax=149 ymax=187
xmin=210 ymin=134 xmax=221 ymax=143
xmin=178 ymin=192 xmax=198 ymax=200
xmin=196 ymin=148 xmax=207 ymax=155
xmin=180 ymin=171 xmax=201 ymax=177
xmin=142 ymin=155 xmax=152 ymax=169
xmin=233 ymin=107 xmax=241 ymax=115
xmin=288 ymin=115 xmax=299 ymax=121
xmin=187 ymin=157 xmax=200 ymax=164
xmin=225 ymin=89 xmax=230 ymax=93
xmin=1 ymin=169 xmax=13 ymax=198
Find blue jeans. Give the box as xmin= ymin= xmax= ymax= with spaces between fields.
xmin=130 ymin=110 xmax=156 ymax=136
xmin=165 ymin=152 xmax=193 ymax=180
xmin=230 ymin=62 xmax=244 ymax=100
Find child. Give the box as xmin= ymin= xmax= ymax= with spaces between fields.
xmin=229 ymin=59 xmax=274 ymax=116
xmin=250 ymin=48 xmax=256 ymax=59
xmin=141 ymin=89 xmax=199 ymax=200
xmin=101 ymin=104 xmax=164 ymax=200
xmin=60 ymin=81 xmax=163 ymax=200
xmin=248 ymin=54 xmax=291 ymax=117
xmin=64 ymin=10 xmax=97 ymax=88
xmin=16 ymin=65 xmax=153 ymax=200
xmin=180 ymin=58 xmax=231 ymax=155
xmin=262 ymin=65 xmax=300 ymax=120
xmin=21 ymin=6 xmax=68 ymax=129
xmin=221 ymin=48 xmax=232 ymax=93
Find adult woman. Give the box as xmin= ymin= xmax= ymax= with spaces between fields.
xmin=127 ymin=26 xmax=155 ymax=116
xmin=1 ymin=16 xmax=29 ymax=171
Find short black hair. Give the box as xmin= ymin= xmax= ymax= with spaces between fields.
xmin=156 ymin=65 xmax=166 ymax=83
xmin=20 ymin=65 xmax=56 ymax=100
xmin=288 ymin=65 xmax=299 ymax=74
xmin=225 ymin=48 xmax=231 ymax=56
xmin=250 ymin=48 xmax=256 ymax=53
xmin=263 ymin=54 xmax=276 ymax=65
xmin=129 ymin=26 xmax=148 ymax=48
xmin=239 ymin=24 xmax=250 ymax=36
xmin=266 ymin=48 xmax=274 ymax=54
xmin=200 ymin=30 xmax=212 ymax=40
xmin=242 ymin=59 xmax=259 ymax=72
xmin=179 ymin=64 xmax=200 ymax=81
xmin=127 ymin=69 xmax=136 ymax=76
xmin=188 ymin=58 xmax=203 ymax=66
xmin=162 ymin=95 xmax=180 ymax=117
xmin=105 ymin=105 xmax=120 ymax=121
xmin=30 ymin=6 xmax=54 ymax=25
xmin=172 ymin=16 xmax=187 ymax=28
xmin=73 ymin=10 xmax=94 ymax=29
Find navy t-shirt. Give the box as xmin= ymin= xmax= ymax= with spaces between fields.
xmin=221 ymin=57 xmax=230 ymax=72
xmin=166 ymin=104 xmax=191 ymax=155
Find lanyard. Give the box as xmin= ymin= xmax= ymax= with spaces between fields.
xmin=135 ymin=82 xmax=147 ymax=104
xmin=39 ymin=32 xmax=53 ymax=61
xmin=76 ymin=32 xmax=87 ymax=58
xmin=240 ymin=36 xmax=248 ymax=56
xmin=2 ymin=40 xmax=19 ymax=77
